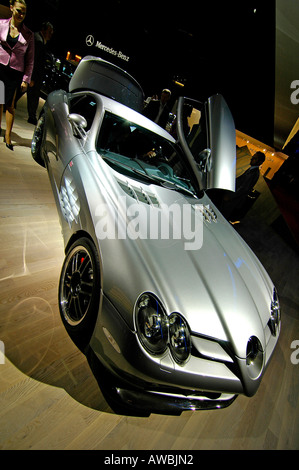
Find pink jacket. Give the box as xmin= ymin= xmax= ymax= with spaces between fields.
xmin=0 ymin=18 xmax=34 ymax=83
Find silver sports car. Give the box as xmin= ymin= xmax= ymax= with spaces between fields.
xmin=32 ymin=56 xmax=281 ymax=415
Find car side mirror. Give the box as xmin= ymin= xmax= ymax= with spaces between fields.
xmin=196 ymin=148 xmax=212 ymax=173
xmin=68 ymin=113 xmax=87 ymax=139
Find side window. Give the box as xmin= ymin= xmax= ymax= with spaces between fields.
xmin=68 ymin=95 xmax=97 ymax=131
xmin=177 ymin=95 xmax=236 ymax=192
xmin=184 ymin=102 xmax=208 ymax=162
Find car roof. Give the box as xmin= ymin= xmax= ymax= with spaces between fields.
xmin=69 ymin=56 xmax=144 ymax=113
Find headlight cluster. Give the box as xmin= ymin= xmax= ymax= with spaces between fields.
xmin=269 ymin=287 xmax=281 ymax=336
xmin=135 ymin=293 xmax=191 ymax=365
xmin=136 ymin=293 xmax=169 ymax=355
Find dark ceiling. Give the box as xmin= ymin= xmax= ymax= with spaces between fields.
xmin=37 ymin=0 xmax=277 ymax=145
xmin=274 ymin=0 xmax=299 ymax=150
xmin=2 ymin=0 xmax=298 ymax=152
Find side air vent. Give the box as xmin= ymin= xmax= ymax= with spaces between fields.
xmin=118 ymin=180 xmax=160 ymax=207
xmin=59 ymin=176 xmax=80 ymax=227
xmin=118 ymin=180 xmax=137 ymax=201
xmin=193 ymin=204 xmax=217 ymax=223
xmin=133 ymin=187 xmax=151 ymax=205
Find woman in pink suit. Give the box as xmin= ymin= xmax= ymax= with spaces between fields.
xmin=0 ymin=0 xmax=34 ymax=150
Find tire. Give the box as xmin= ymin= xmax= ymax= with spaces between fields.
xmin=31 ymin=112 xmax=45 ymax=167
xmin=59 ymin=237 xmax=101 ymax=350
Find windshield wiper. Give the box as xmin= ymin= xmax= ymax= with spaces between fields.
xmin=134 ymin=158 xmax=196 ymax=197
xmin=101 ymin=153 xmax=166 ymax=184
xmin=101 ymin=153 xmax=196 ymax=197
xmin=158 ymin=180 xmax=196 ymax=197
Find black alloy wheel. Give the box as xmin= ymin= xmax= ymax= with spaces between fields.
xmin=59 ymin=237 xmax=101 ymax=349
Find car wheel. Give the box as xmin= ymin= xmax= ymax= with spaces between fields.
xmin=31 ymin=112 xmax=45 ymax=167
xmin=59 ymin=237 xmax=101 ymax=350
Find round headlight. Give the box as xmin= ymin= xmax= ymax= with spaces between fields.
xmin=169 ymin=313 xmax=191 ymax=364
xmin=136 ymin=293 xmax=168 ymax=355
xmin=246 ymin=336 xmax=264 ymax=379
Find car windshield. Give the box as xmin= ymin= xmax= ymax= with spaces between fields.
xmin=96 ymin=111 xmax=198 ymax=197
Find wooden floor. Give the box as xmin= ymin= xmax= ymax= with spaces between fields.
xmin=0 ymin=96 xmax=298 ymax=450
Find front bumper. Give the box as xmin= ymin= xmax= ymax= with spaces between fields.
xmin=114 ymin=387 xmax=237 ymax=414
xmin=88 ymin=293 xmax=278 ymax=414
xmin=87 ymin=345 xmax=237 ymax=415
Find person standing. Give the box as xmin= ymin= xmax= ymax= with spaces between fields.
xmin=143 ymin=89 xmax=171 ymax=129
xmin=27 ymin=21 xmax=53 ymax=125
xmin=221 ymin=151 xmax=266 ymax=221
xmin=0 ymin=0 xmax=34 ymax=150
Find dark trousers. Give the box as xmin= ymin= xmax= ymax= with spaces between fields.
xmin=27 ymin=81 xmax=42 ymax=120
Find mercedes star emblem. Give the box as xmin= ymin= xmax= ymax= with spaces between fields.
xmin=86 ymin=35 xmax=94 ymax=47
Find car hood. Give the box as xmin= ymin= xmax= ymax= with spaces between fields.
xmin=88 ymin=164 xmax=274 ymax=360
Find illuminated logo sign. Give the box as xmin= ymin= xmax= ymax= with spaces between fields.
xmin=86 ymin=35 xmax=94 ymax=47
xmin=85 ymin=35 xmax=129 ymax=62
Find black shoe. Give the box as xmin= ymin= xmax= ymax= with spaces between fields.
xmin=4 ymin=136 xmax=14 ymax=151
xmin=28 ymin=117 xmax=37 ymax=125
